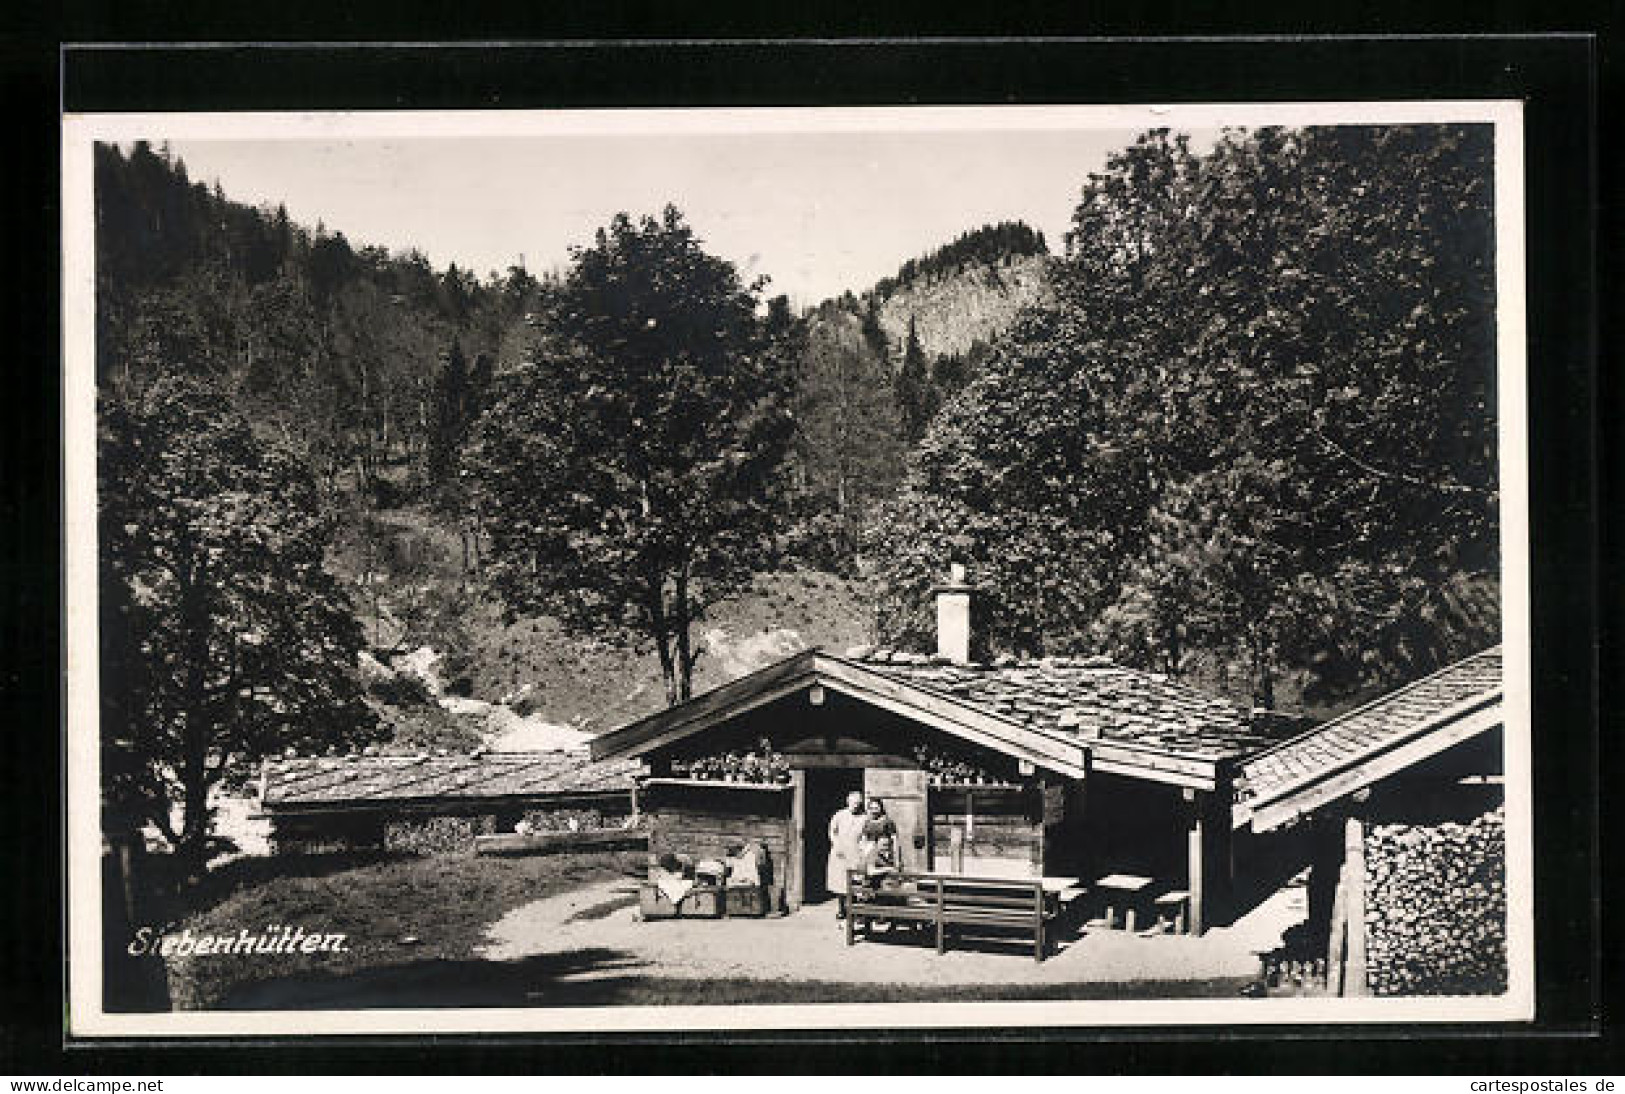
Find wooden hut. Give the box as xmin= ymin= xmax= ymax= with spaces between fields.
xmin=591 ymin=572 xmax=1277 ymax=931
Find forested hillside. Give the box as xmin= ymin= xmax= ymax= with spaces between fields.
xmin=95 ymin=141 xmax=541 ymax=508
xmin=788 ymin=220 xmax=1056 ymax=552
xmin=94 ymin=127 xmax=1501 ymax=868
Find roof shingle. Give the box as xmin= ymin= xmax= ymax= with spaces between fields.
xmin=261 ymin=750 xmax=641 ymax=809
xmin=846 ymin=650 xmax=1273 ymax=761
xmin=1238 ymin=646 xmax=1503 ymax=806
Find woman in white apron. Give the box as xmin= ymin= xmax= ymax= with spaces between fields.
xmin=826 ymin=790 xmax=867 ymax=920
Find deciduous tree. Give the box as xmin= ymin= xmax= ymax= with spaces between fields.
xmin=100 ymin=377 xmax=377 ymax=874
xmin=465 ymin=207 xmax=794 ymax=705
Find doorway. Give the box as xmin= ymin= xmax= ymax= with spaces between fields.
xmin=801 ymin=767 xmax=864 ymax=904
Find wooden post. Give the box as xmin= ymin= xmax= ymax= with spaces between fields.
xmin=788 ymin=769 xmax=806 ymax=913
xmin=1033 ymin=883 xmax=1045 ymax=962
xmin=1185 ymin=787 xmax=1206 ymax=935
xmin=1344 ymin=806 xmax=1370 ymax=996
xmin=1327 ymin=859 xmax=1349 ymax=995
xmin=934 ymin=877 xmax=946 ymax=955
xmin=949 ymin=826 xmax=965 ymax=873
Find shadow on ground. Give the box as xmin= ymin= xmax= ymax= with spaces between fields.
xmin=221 ymin=946 xmax=656 ymax=1009
xmin=218 ymin=943 xmax=1252 ymax=1009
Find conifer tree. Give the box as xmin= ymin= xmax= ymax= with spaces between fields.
xmin=894 ymin=316 xmax=936 ymax=441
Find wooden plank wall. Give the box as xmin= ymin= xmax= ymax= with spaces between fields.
xmin=927 ymin=786 xmax=1044 ymax=878
xmin=644 ymin=785 xmax=792 ymax=912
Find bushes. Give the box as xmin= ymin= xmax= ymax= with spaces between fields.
xmin=365 ymin=668 xmax=434 ymax=706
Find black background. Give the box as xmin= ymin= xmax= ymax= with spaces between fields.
xmin=1 ymin=15 xmax=1611 ymax=1076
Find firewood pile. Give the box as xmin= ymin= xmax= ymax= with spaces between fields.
xmin=1363 ymin=807 xmax=1506 ymax=996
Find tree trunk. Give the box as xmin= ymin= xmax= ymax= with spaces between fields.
xmin=648 ymin=586 xmax=679 ymax=707
xmin=655 ymin=632 xmax=678 ymax=708
xmin=174 ymin=557 xmax=215 ymax=881
xmin=175 ymin=768 xmax=212 ymax=881
xmin=1250 ymin=626 xmax=1277 ymax=709
xmin=674 ymin=564 xmax=694 ymax=703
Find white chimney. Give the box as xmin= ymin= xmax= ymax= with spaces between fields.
xmin=935 ymin=562 xmax=974 ymax=664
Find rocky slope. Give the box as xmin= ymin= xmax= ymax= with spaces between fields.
xmin=874 ymin=253 xmax=1053 ymax=361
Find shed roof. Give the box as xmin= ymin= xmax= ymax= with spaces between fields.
xmin=1236 ymin=646 xmax=1503 ymax=830
xmin=260 ymin=750 xmax=641 ymax=811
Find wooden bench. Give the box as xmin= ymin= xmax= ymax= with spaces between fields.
xmin=846 ymin=870 xmax=1063 ymax=962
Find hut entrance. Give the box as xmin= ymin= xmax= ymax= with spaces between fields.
xmin=802 ymin=767 xmax=864 ymax=905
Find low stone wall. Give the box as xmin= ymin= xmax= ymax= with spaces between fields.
xmin=1363 ymin=806 xmax=1506 ymax=996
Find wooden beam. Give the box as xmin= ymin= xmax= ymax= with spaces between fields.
xmin=1241 ymin=691 xmax=1501 ymax=819
xmin=588 ymin=650 xmax=820 ymax=758
xmin=1091 ymin=752 xmax=1216 ymax=790
xmin=256 ymin=788 xmax=631 ymax=820
xmin=474 ymin=828 xmax=648 ymax=856
xmin=1185 ymin=787 xmax=1206 ymax=935
xmin=1343 ymin=811 xmax=1369 ymax=996
xmin=1327 ymin=858 xmax=1349 ymax=995
xmin=788 ymin=769 xmax=806 ymax=913
xmin=779 ymin=753 xmax=914 ymax=769
xmin=1090 ymin=741 xmax=1221 ymax=782
xmin=818 ymin=663 xmax=1086 ymax=775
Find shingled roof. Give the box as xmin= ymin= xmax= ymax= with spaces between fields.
xmin=1236 ymin=646 xmax=1503 ymax=828
xmin=845 ymin=648 xmax=1273 ymax=761
xmin=260 ymin=750 xmax=642 ymax=810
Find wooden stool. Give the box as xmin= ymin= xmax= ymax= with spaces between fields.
xmin=1095 ymin=874 xmax=1153 ymax=931
xmin=1154 ymin=889 xmax=1191 ymax=934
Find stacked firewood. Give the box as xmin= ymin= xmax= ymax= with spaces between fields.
xmin=1363 ymin=807 xmax=1506 ymax=996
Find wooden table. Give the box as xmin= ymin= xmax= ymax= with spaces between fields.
xmin=1094 ymin=873 xmax=1154 ymax=931
xmin=912 ymin=873 xmax=1083 ymax=897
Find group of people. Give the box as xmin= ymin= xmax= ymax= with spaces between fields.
xmin=826 ymin=790 xmax=901 ymax=920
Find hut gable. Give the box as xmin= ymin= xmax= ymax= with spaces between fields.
xmin=590 ymin=646 xmax=1273 ymax=788
xmin=1235 ymin=646 xmax=1503 ymax=831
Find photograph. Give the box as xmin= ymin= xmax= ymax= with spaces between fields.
xmin=61 ymin=102 xmax=1531 ymax=1036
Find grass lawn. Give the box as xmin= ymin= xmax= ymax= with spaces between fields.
xmin=154 ymin=850 xmax=644 ymax=1010
xmin=142 ymin=850 xmax=1252 ymax=1011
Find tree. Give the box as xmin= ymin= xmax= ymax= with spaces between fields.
xmin=894 ymin=316 xmax=937 ymax=441
xmin=870 ymin=124 xmax=1499 ymax=704
xmin=867 ymin=306 xmax=1151 ymax=657
xmin=464 ymin=206 xmax=794 ymax=705
xmin=1094 ymin=125 xmax=1499 ymax=699
xmin=426 ymin=341 xmax=472 ymax=484
xmin=100 ymin=377 xmax=377 ymax=874
xmin=789 ymin=305 xmax=905 ymax=566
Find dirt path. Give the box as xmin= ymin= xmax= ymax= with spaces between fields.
xmin=480 ymin=878 xmax=1302 ymax=988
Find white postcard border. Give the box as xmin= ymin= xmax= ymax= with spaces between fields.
xmin=62 ymin=100 xmax=1532 ymax=1037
